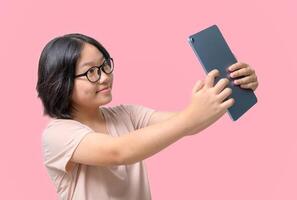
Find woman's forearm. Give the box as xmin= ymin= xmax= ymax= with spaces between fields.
xmin=114 ymin=112 xmax=193 ymax=165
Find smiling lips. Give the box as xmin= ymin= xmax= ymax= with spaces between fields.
xmin=96 ymin=87 xmax=110 ymax=93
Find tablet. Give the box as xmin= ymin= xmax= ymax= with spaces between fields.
xmin=188 ymin=25 xmax=257 ymax=121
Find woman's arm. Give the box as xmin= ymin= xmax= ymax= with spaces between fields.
xmin=148 ymin=111 xmax=180 ymax=126
xmin=71 ymin=112 xmax=188 ymax=167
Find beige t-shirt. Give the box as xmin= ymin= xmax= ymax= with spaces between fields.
xmin=42 ymin=104 xmax=156 ymax=200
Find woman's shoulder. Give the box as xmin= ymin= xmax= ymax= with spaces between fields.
xmin=42 ymin=118 xmax=92 ymax=142
xmin=45 ymin=118 xmax=86 ymax=130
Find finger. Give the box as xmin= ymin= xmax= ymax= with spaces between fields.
xmin=234 ymin=74 xmax=257 ymax=85
xmin=228 ymin=62 xmax=248 ymax=72
xmin=205 ymin=69 xmax=220 ymax=88
xmin=240 ymin=82 xmax=258 ymax=90
xmin=221 ymin=98 xmax=235 ymax=110
xmin=217 ymin=87 xmax=232 ymax=102
xmin=214 ymin=78 xmax=229 ymax=94
xmin=230 ymin=67 xmax=254 ymax=79
xmin=192 ymin=80 xmax=204 ymax=94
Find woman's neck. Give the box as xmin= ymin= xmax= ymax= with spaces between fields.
xmin=71 ymin=106 xmax=105 ymax=126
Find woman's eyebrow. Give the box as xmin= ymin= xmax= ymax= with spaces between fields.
xmin=80 ymin=61 xmax=95 ymax=68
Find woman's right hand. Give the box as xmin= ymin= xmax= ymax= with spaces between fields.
xmin=180 ymin=69 xmax=235 ymax=136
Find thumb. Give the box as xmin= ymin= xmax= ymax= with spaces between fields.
xmin=192 ymin=80 xmax=204 ymax=94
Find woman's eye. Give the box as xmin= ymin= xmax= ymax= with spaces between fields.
xmin=89 ymin=68 xmax=95 ymax=73
xmin=104 ymin=65 xmax=110 ymax=71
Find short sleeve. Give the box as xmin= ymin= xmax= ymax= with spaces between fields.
xmin=123 ymin=104 xmax=156 ymax=130
xmin=42 ymin=120 xmax=93 ymax=175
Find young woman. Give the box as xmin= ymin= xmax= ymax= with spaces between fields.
xmin=36 ymin=33 xmax=258 ymax=200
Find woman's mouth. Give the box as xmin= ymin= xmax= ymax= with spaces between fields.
xmin=96 ymin=87 xmax=111 ymax=94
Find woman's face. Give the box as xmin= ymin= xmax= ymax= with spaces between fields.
xmin=71 ymin=43 xmax=113 ymax=110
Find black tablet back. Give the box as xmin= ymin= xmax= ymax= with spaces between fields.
xmin=188 ymin=25 xmax=257 ymax=121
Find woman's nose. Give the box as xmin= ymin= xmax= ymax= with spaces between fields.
xmin=99 ymin=71 xmax=112 ymax=84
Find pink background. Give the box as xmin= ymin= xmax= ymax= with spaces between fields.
xmin=1 ymin=0 xmax=296 ymax=199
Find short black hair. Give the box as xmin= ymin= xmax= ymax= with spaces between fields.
xmin=36 ymin=33 xmax=111 ymax=119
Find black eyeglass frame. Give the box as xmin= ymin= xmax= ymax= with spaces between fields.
xmin=74 ymin=57 xmax=114 ymax=83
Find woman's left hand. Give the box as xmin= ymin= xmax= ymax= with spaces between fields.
xmin=228 ymin=62 xmax=259 ymax=91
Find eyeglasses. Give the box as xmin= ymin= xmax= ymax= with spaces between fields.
xmin=75 ymin=58 xmax=114 ymax=83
